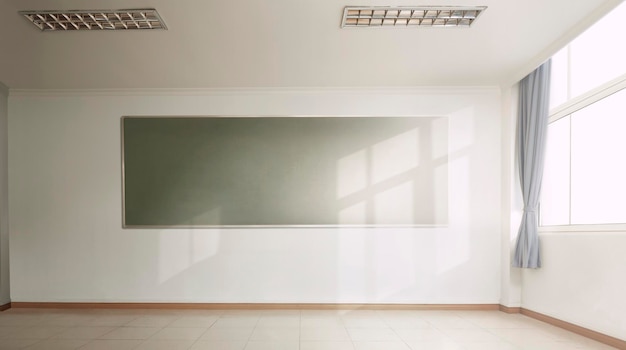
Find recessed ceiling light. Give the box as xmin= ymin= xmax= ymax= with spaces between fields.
xmin=18 ymin=9 xmax=167 ymax=31
xmin=341 ymin=6 xmax=486 ymax=28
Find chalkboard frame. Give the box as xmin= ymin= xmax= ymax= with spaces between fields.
xmin=121 ymin=115 xmax=448 ymax=229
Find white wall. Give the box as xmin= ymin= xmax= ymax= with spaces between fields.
xmin=0 ymin=82 xmax=8 ymax=305
xmin=522 ymin=232 xmax=626 ymax=340
xmin=8 ymin=88 xmax=502 ymax=303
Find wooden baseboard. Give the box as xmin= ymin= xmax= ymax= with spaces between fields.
xmin=10 ymin=302 xmax=500 ymax=311
xmin=520 ymin=308 xmax=626 ymax=350
xmin=498 ymin=305 xmax=521 ymax=314
xmin=0 ymin=303 xmax=10 ymax=311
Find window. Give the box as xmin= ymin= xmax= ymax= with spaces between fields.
xmin=549 ymin=2 xmax=626 ymax=110
xmin=540 ymin=2 xmax=626 ymax=228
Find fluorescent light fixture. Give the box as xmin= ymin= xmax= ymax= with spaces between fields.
xmin=341 ymin=6 xmax=486 ymax=28
xmin=19 ymin=9 xmax=167 ymax=31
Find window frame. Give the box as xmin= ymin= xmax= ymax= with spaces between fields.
xmin=539 ymin=72 xmax=626 ymax=232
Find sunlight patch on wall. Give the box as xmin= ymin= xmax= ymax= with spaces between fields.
xmin=158 ymin=231 xmax=192 ymax=283
xmin=339 ymin=201 xmax=367 ymax=225
xmin=334 ymin=117 xmax=448 ymax=226
xmin=190 ymin=207 xmax=222 ymax=227
xmin=436 ymin=156 xmax=470 ymax=274
xmin=431 ymin=117 xmax=449 ymax=160
xmin=434 ymin=164 xmax=449 ymax=225
xmin=339 ymin=231 xmax=367 ymax=267
xmin=374 ymin=231 xmax=416 ymax=299
xmin=191 ymin=230 xmax=220 ymax=264
xmin=448 ymin=108 xmax=475 ymax=153
xmin=337 ymin=150 xmax=367 ymax=198
xmin=371 ymin=129 xmax=419 ymax=184
xmin=374 ymin=182 xmax=414 ymax=224
xmin=337 ymin=230 xmax=368 ymax=298
xmin=158 ymin=208 xmax=222 ymax=283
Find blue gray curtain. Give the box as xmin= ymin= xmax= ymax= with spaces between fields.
xmin=513 ymin=60 xmax=551 ymax=269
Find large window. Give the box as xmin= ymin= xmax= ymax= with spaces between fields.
xmin=549 ymin=2 xmax=626 ymax=110
xmin=540 ymin=2 xmax=626 ymax=228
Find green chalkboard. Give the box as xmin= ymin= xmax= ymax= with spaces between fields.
xmin=122 ymin=116 xmax=448 ymax=227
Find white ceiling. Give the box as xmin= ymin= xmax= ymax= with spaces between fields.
xmin=0 ymin=0 xmax=622 ymax=89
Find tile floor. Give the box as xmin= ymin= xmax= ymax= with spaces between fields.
xmin=0 ymin=308 xmax=619 ymax=350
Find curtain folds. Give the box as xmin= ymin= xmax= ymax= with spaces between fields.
xmin=513 ymin=60 xmax=551 ymax=269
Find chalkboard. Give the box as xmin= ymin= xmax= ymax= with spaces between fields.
xmin=122 ymin=116 xmax=448 ymax=227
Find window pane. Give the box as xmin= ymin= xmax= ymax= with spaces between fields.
xmin=570 ymin=2 xmax=626 ymax=98
xmin=549 ymin=47 xmax=569 ymax=110
xmin=570 ymin=88 xmax=626 ymax=224
xmin=540 ymin=116 xmax=570 ymax=226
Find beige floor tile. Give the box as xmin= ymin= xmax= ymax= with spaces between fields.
xmin=168 ymin=317 xmax=218 ymax=328
xmin=83 ymin=316 xmax=136 ymax=327
xmin=7 ymin=326 xmax=68 ymax=339
xmin=301 ymin=318 xmax=344 ymax=328
xmin=0 ymin=338 xmax=41 ymax=349
xmin=22 ymin=339 xmax=88 ymax=350
xmin=212 ymin=318 xmax=259 ymax=328
xmin=40 ymin=316 xmax=97 ymax=327
xmin=462 ymin=341 xmax=520 ymax=350
xmin=412 ymin=311 xmax=462 ymax=318
xmin=0 ymin=316 xmax=42 ymax=327
xmin=126 ymin=317 xmax=176 ymax=328
xmin=383 ymin=317 xmax=432 ymax=329
xmin=257 ymin=311 xmax=300 ymax=317
xmin=244 ymin=341 xmax=299 ymax=350
xmin=171 ymin=310 xmax=223 ymax=318
xmin=342 ymin=318 xmax=387 ymax=329
xmin=394 ymin=329 xmax=450 ymax=341
xmin=352 ymin=341 xmax=410 ymax=350
xmin=573 ymin=339 xmax=621 ymax=350
xmin=405 ymin=339 xmax=465 ymax=350
xmin=341 ymin=311 xmax=379 ymax=318
xmin=426 ymin=316 xmax=479 ymax=330
xmin=250 ymin=327 xmax=299 ymax=341
xmin=190 ymin=340 xmax=247 ymax=350
xmin=220 ymin=311 xmax=262 ymax=318
xmin=78 ymin=339 xmax=142 ymax=350
xmin=301 ymin=311 xmax=345 ymax=318
xmin=517 ymin=341 xmax=592 ymax=350
xmin=489 ymin=328 xmax=555 ymax=344
xmin=299 ymin=341 xmax=355 ymax=350
xmin=135 ymin=339 xmax=194 ymax=350
xmin=0 ymin=327 xmax=27 ymax=338
xmin=53 ymin=327 xmax=115 ymax=340
xmin=440 ymin=328 xmax=502 ymax=342
xmin=256 ymin=317 xmax=300 ymax=328
xmin=199 ymin=327 xmax=254 ymax=341
xmin=375 ymin=311 xmax=418 ymax=318
xmin=300 ymin=328 xmax=350 ymax=341
xmin=149 ymin=327 xmax=207 ymax=340
xmin=464 ymin=315 xmax=538 ymax=329
xmin=98 ymin=327 xmax=160 ymax=340
xmin=347 ymin=328 xmax=399 ymax=341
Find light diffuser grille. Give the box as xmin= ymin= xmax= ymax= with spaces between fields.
xmin=19 ymin=9 xmax=167 ymax=31
xmin=341 ymin=6 xmax=486 ymax=28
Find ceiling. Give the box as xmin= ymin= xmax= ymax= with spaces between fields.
xmin=0 ymin=0 xmax=622 ymax=90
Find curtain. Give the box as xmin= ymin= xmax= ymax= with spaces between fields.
xmin=513 ymin=60 xmax=551 ymax=269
